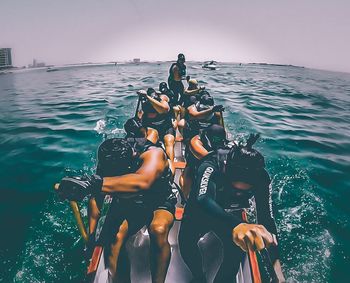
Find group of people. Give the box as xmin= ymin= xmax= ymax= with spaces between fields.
xmin=56 ymin=54 xmax=285 ymax=283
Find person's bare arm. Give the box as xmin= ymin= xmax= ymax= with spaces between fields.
xmin=147 ymin=95 xmax=170 ymax=114
xmin=102 ymin=148 xmax=167 ymax=193
xmin=184 ymin=88 xmax=199 ymax=96
xmin=190 ymin=135 xmax=209 ymax=159
xmin=188 ymin=105 xmax=213 ymax=120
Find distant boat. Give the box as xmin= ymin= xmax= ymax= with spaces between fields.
xmin=202 ymin=61 xmax=217 ymax=70
xmin=47 ymin=67 xmax=59 ymax=72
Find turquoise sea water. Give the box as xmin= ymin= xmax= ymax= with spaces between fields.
xmin=0 ymin=62 xmax=349 ymax=282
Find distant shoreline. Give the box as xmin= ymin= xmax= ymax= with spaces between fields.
xmin=2 ymin=61 xmax=349 ymax=76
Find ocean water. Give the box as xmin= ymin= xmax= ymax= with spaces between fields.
xmin=0 ymin=62 xmax=349 ymax=283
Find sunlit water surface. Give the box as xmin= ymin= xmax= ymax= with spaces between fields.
xmin=0 ymin=62 xmax=349 ymax=282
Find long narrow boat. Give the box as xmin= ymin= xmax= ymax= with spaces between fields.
xmin=56 ymin=109 xmax=264 ymax=283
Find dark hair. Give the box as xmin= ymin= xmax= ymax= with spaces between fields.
xmin=178 ymin=53 xmax=185 ymax=61
xmin=200 ymin=124 xmax=227 ymax=150
xmin=96 ymin=138 xmax=133 ymax=177
xmin=200 ymin=94 xmax=214 ymax=106
xmin=147 ymin=88 xmax=156 ymax=96
xmin=196 ymin=90 xmax=210 ymax=101
xmin=225 ymin=134 xmax=265 ymax=184
xmin=159 ymin=82 xmax=168 ymax=93
xmin=124 ymin=117 xmax=145 ymax=138
xmin=146 ymin=88 xmax=161 ymax=101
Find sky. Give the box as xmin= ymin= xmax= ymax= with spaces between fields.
xmin=1 ymin=0 xmax=350 ymax=73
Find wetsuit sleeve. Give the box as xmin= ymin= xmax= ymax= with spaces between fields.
xmin=255 ymin=177 xmax=280 ymax=261
xmin=194 ymin=161 xmax=243 ymax=228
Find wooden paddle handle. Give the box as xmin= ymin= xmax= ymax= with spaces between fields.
xmin=54 ymin=183 xmax=89 ymax=243
xmin=242 ymin=211 xmax=262 ymax=283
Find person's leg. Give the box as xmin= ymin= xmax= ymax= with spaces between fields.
xmin=88 ymin=197 xmax=101 ymax=235
xmin=107 ymin=220 xmax=130 ymax=281
xmin=148 ymin=209 xmax=175 ymax=283
xmin=164 ymin=133 xmax=175 ymax=162
xmin=114 ymin=243 xmax=131 ymax=283
xmin=147 ymin=127 xmax=159 ymax=144
xmin=173 ymin=105 xmax=181 ymax=121
xmin=181 ymin=166 xmax=193 ymax=200
xmin=179 ymin=217 xmax=206 ymax=282
xmin=213 ymin=225 xmax=244 ymax=283
xmin=86 ymin=196 xmax=104 ymax=259
xmin=177 ymin=118 xmax=186 ymax=130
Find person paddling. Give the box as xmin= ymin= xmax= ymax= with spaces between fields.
xmin=57 ymin=137 xmax=178 ymax=283
xmin=159 ymin=81 xmax=181 ymax=120
xmin=138 ymin=88 xmax=176 ymax=162
xmin=179 ymin=91 xmax=224 ymax=141
xmin=181 ymin=124 xmax=229 ymax=198
xmin=183 ymin=79 xmax=205 ymax=108
xmin=179 ymin=134 xmax=285 ymax=283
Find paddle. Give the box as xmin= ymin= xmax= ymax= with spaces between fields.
xmin=242 ymin=210 xmax=279 ymax=283
xmin=258 ymin=248 xmax=279 ymax=283
xmin=54 ymin=183 xmax=89 ymax=243
xmin=242 ymin=211 xmax=262 ymax=283
xmin=219 ymin=109 xmax=225 ymax=129
xmin=135 ymin=93 xmax=141 ymax=118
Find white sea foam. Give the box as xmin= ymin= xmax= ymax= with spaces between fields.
xmin=94 ymin=119 xmax=106 ymax=134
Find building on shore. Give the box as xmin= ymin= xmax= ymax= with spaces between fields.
xmin=133 ymin=58 xmax=140 ymax=63
xmin=0 ymin=48 xmax=13 ymax=69
xmin=29 ymin=58 xmax=46 ymax=68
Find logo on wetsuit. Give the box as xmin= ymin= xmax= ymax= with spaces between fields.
xmin=199 ymin=167 xmax=214 ymax=196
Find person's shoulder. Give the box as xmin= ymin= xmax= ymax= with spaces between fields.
xmin=142 ymin=146 xmax=165 ymax=158
xmin=260 ymin=168 xmax=271 ymax=184
xmin=187 ymin=104 xmax=196 ymax=110
xmin=197 ymin=154 xmax=218 ymax=171
xmin=254 ymin=169 xmax=271 ymax=191
xmin=160 ymin=94 xmax=169 ymax=101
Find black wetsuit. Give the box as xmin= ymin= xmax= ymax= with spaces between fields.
xmin=185 ymin=146 xmax=201 ymax=172
xmin=168 ymin=62 xmax=186 ymax=105
xmin=179 ymin=150 xmax=279 ymax=282
xmin=162 ymin=88 xmax=179 ymax=109
xmin=184 ymin=86 xmax=210 ymax=109
xmin=141 ymin=97 xmax=175 ymax=139
xmin=183 ymin=90 xmax=199 ymax=109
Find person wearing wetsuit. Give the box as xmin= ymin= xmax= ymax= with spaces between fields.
xmin=138 ymin=88 xmax=176 ymax=162
xmin=57 ymin=137 xmax=178 ymax=283
xmin=125 ymin=116 xmax=160 ymax=144
xmin=183 ymin=79 xmax=206 ymax=109
xmin=159 ymin=81 xmax=181 ymax=119
xmin=184 ymin=92 xmax=224 ymax=140
xmin=168 ymin=53 xmax=187 ymax=106
xmin=181 ymin=124 xmax=228 ymax=199
xmin=179 ymin=134 xmax=285 ymax=283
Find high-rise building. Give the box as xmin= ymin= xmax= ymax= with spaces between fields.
xmin=0 ymin=48 xmax=12 ymax=68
